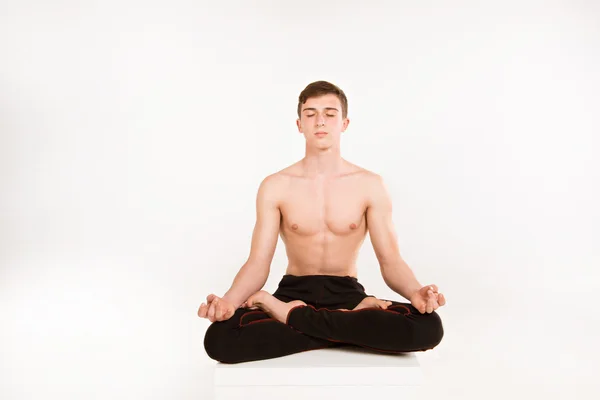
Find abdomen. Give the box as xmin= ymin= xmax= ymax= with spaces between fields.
xmin=283 ymin=229 xmax=366 ymax=275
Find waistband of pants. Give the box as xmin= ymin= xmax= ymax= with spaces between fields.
xmin=280 ymin=273 xmax=359 ymax=281
xmin=274 ymin=274 xmax=368 ymax=308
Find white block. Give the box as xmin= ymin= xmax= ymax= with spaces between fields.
xmin=214 ymin=385 xmax=421 ymax=400
xmin=213 ymin=347 xmax=424 ymax=400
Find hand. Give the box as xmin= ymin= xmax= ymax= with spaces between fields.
xmin=409 ymin=285 xmax=446 ymax=314
xmin=197 ymin=294 xmax=236 ymax=322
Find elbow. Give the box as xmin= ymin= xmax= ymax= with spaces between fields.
xmin=379 ymin=255 xmax=405 ymax=274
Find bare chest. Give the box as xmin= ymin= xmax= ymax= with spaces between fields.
xmin=279 ymin=177 xmax=367 ymax=236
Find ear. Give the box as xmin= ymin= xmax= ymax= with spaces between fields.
xmin=296 ymin=118 xmax=303 ymax=133
xmin=341 ymin=118 xmax=350 ymax=132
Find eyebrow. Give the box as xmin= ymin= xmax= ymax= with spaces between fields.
xmin=302 ymin=107 xmax=339 ymax=113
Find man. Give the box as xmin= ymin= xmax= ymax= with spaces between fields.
xmin=198 ymin=81 xmax=446 ymax=364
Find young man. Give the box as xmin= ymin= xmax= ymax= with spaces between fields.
xmin=198 ymin=81 xmax=446 ymax=364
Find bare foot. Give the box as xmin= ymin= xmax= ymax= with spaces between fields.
xmin=352 ymin=296 xmax=392 ymax=311
xmin=246 ymin=290 xmax=306 ymax=324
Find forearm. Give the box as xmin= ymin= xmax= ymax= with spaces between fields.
xmin=381 ymin=259 xmax=423 ymax=300
xmin=222 ymin=262 xmax=268 ymax=308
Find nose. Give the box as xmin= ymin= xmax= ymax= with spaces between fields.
xmin=316 ymin=114 xmax=325 ymax=127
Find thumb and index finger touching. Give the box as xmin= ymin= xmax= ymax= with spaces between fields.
xmin=422 ymin=284 xmax=438 ymax=294
xmin=206 ymin=293 xmax=218 ymax=303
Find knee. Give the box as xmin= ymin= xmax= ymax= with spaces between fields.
xmin=203 ymin=322 xmax=232 ymax=363
xmin=419 ymin=311 xmax=444 ymax=349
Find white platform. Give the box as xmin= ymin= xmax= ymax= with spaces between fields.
xmin=213 ymin=347 xmax=424 ymax=400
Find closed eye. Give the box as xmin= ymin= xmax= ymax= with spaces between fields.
xmin=305 ymin=113 xmax=336 ymax=117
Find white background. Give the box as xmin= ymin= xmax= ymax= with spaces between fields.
xmin=1 ymin=0 xmax=599 ymax=399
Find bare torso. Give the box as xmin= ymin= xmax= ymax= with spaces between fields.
xmin=273 ymin=160 xmax=374 ymax=277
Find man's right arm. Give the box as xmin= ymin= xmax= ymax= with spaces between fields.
xmin=220 ymin=174 xmax=282 ymax=309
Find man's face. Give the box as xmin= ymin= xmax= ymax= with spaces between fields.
xmin=296 ymin=94 xmax=349 ymax=148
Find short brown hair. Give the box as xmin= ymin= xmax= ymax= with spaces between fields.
xmin=297 ymin=80 xmax=348 ymax=119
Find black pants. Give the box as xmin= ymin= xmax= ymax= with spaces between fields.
xmin=203 ymin=274 xmax=444 ymax=364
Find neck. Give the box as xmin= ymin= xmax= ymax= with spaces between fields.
xmin=302 ymin=146 xmax=343 ymax=178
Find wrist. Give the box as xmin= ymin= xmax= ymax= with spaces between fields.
xmin=222 ymin=293 xmax=242 ymax=308
xmin=406 ymin=286 xmax=422 ymax=300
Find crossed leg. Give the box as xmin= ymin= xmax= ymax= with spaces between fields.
xmin=204 ymin=291 xmax=443 ymax=363
xmin=203 ymin=300 xmax=338 ymax=364
xmin=244 ymin=290 xmax=393 ymax=322
xmin=246 ymin=290 xmax=443 ymax=353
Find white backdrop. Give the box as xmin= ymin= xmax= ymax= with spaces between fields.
xmin=1 ymin=1 xmax=599 ymax=399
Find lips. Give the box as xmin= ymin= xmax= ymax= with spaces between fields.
xmin=315 ymin=131 xmax=328 ymax=137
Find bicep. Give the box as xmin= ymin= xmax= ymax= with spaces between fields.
xmin=247 ymin=177 xmax=281 ymax=266
xmin=367 ymin=176 xmax=402 ymax=266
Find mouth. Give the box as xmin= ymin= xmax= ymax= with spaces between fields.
xmin=315 ymin=131 xmax=328 ymax=138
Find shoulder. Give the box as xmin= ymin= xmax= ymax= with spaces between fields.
xmin=343 ymin=162 xmax=387 ymax=188
xmin=256 ymin=167 xmax=295 ymax=202
xmin=258 ymin=172 xmax=288 ymax=193
xmin=277 ymin=160 xmax=305 ymax=178
xmin=349 ymin=168 xmax=391 ymax=206
xmin=259 ymin=160 xmax=303 ymax=185
xmin=259 ymin=161 xmax=306 ymax=192
xmin=365 ymin=171 xmax=388 ymax=190
xmin=337 ymin=163 xmax=390 ymax=205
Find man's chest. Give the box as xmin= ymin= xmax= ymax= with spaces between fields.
xmin=279 ymin=179 xmax=368 ymax=236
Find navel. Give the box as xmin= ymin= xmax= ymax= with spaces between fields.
xmin=350 ymin=223 xmax=357 ymax=229
xmin=291 ymin=224 xmax=298 ymax=230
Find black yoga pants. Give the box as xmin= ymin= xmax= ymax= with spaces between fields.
xmin=203 ymin=274 xmax=444 ymax=364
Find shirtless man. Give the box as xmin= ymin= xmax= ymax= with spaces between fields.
xmin=198 ymin=81 xmax=446 ymax=364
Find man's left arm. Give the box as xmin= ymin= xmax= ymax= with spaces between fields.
xmin=365 ymin=174 xmax=445 ymax=313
